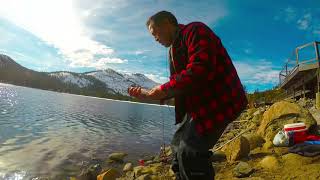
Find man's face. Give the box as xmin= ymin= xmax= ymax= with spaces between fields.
xmin=148 ymin=21 xmax=172 ymax=47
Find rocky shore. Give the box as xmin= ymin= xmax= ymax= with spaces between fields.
xmin=67 ymin=98 xmax=320 ymax=180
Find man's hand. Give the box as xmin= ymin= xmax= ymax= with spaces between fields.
xmin=128 ymin=86 xmax=148 ymax=99
xmin=128 ymin=85 xmax=167 ymax=100
xmin=147 ymin=85 xmax=167 ymax=100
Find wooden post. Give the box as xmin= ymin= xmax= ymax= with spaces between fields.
xmin=315 ymin=42 xmax=319 ymax=62
xmin=296 ymin=48 xmax=299 ymax=65
xmin=317 ymin=71 xmax=320 ymax=92
xmin=303 ymin=79 xmax=305 ymax=98
xmin=317 ymin=71 xmax=320 ymax=109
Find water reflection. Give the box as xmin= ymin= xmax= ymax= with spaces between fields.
xmin=0 ymin=83 xmax=175 ymax=178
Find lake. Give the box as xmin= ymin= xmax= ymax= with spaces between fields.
xmin=0 ymin=83 xmax=176 ymax=179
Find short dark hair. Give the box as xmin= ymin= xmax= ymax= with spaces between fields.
xmin=146 ymin=11 xmax=178 ymax=27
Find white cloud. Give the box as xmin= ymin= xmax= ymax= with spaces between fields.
xmin=284 ymin=7 xmax=297 ymax=23
xmin=0 ymin=0 xmax=123 ymax=69
xmin=275 ymin=7 xmax=297 ymax=23
xmin=69 ymin=57 xmax=128 ymax=70
xmin=145 ymin=73 xmax=168 ymax=84
xmin=0 ymin=0 xmax=228 ymax=73
xmin=234 ymin=59 xmax=280 ymax=85
xmin=99 ymin=57 xmax=128 ymax=64
xmin=297 ymin=13 xmax=312 ymax=30
xmin=133 ymin=50 xmax=151 ymax=55
xmin=276 ymin=7 xmax=320 ymax=38
xmin=74 ymin=0 xmax=228 ymax=58
xmin=117 ymin=69 xmax=167 ymax=84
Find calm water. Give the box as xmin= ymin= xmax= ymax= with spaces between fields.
xmin=0 ymin=83 xmax=175 ymax=179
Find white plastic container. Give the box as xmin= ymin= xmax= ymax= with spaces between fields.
xmin=283 ymin=122 xmax=307 ymax=133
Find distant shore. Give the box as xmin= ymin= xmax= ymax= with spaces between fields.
xmin=0 ymin=82 xmax=175 ymax=108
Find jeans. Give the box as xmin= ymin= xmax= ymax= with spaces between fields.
xmin=171 ymin=114 xmax=227 ymax=180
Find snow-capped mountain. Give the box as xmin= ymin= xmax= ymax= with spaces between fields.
xmin=87 ymin=69 xmax=159 ymax=95
xmin=0 ymin=54 xmax=84 ymax=92
xmin=49 ymin=69 xmax=160 ymax=96
xmin=0 ymin=54 xmax=160 ymax=97
xmin=124 ymin=73 xmax=159 ymax=89
xmin=49 ymin=72 xmax=93 ymax=88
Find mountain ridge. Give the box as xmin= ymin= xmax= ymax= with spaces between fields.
xmin=0 ymin=54 xmax=162 ymax=103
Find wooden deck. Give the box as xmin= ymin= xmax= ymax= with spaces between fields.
xmin=279 ymin=41 xmax=320 ymax=99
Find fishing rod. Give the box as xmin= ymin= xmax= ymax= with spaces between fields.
xmin=159 ymin=46 xmax=176 ymax=163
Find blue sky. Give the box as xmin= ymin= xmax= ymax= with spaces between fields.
xmin=0 ymin=0 xmax=319 ymax=92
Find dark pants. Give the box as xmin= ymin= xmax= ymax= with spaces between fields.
xmin=171 ymin=114 xmax=227 ymax=180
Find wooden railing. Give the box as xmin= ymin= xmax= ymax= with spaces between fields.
xmin=279 ymin=41 xmax=320 ymax=86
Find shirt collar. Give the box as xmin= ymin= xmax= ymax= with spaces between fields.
xmin=172 ymin=24 xmax=185 ymax=47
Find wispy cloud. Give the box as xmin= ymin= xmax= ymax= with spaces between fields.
xmin=144 ymin=73 xmax=168 ymax=84
xmin=275 ymin=7 xmax=320 ymax=36
xmin=133 ymin=50 xmax=151 ymax=56
xmin=0 ymin=0 xmax=228 ymax=72
xmin=297 ymin=13 xmax=312 ymax=30
xmin=274 ymin=7 xmax=297 ymax=22
xmin=234 ymin=59 xmax=280 ymax=85
xmin=69 ymin=56 xmax=128 ymax=70
xmin=284 ymin=7 xmax=297 ymax=23
xmin=123 ymin=49 xmax=152 ymax=56
xmin=99 ymin=57 xmax=128 ymax=64
xmin=75 ymin=0 xmax=228 ymax=57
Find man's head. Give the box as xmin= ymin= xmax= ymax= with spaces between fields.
xmin=146 ymin=11 xmax=178 ymax=47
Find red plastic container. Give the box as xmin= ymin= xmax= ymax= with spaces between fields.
xmin=284 ymin=123 xmax=307 ymax=144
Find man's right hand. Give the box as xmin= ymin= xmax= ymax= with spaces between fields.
xmin=128 ymin=86 xmax=148 ymax=99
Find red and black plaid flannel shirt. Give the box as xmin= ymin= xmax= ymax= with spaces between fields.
xmin=160 ymin=22 xmax=248 ymax=136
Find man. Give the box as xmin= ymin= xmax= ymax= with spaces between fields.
xmin=128 ymin=11 xmax=248 ymax=180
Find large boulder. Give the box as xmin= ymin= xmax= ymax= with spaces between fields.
xmin=280 ymin=154 xmax=320 ymax=179
xmin=257 ymin=156 xmax=280 ymax=171
xmin=108 ymin=152 xmax=128 ymax=162
xmin=243 ymin=134 xmax=265 ymax=150
xmin=257 ymin=101 xmax=317 ymax=141
xmin=281 ymin=153 xmax=320 ymax=167
xmin=210 ymin=150 xmax=227 ymax=162
xmin=233 ymin=161 xmax=253 ymax=178
xmin=224 ymin=136 xmax=250 ymax=162
xmin=282 ymin=164 xmax=320 ymax=179
xmin=251 ymin=112 xmax=263 ymax=127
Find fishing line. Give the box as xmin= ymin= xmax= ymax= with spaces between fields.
xmin=159 ymin=46 xmax=175 ymax=163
